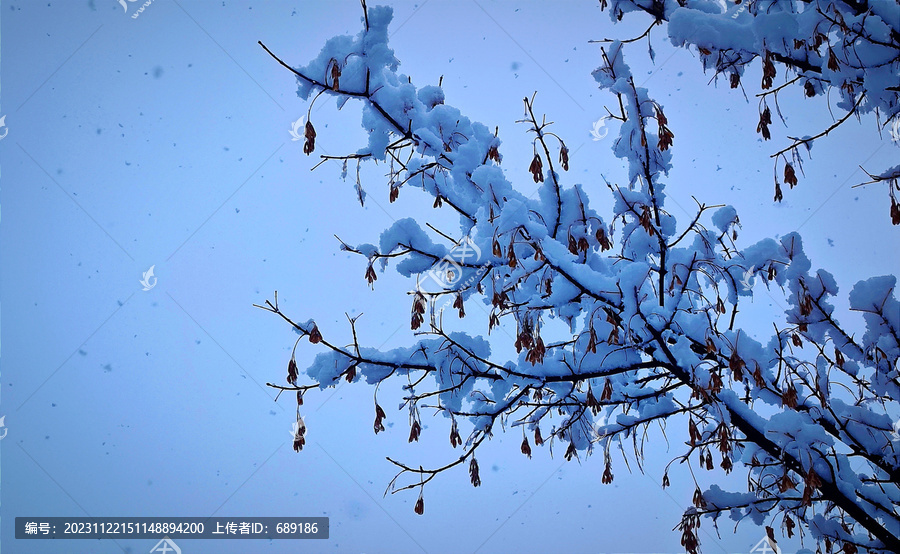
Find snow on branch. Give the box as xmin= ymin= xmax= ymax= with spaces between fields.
xmin=258 ymin=3 xmax=900 ymax=552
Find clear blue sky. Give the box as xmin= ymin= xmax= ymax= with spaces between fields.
xmin=2 ymin=1 xmax=897 ymax=553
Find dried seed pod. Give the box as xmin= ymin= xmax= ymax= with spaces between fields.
xmin=601 ymin=379 xmax=613 ymax=401
xmin=586 ymin=385 xmax=601 ymax=415
xmin=453 ymin=293 xmax=465 ymax=318
xmin=782 ymin=381 xmax=798 ymax=409
xmin=596 ymin=227 xmax=611 ymax=251
xmin=804 ymin=81 xmax=816 ymax=97
xmin=827 ymin=48 xmax=840 ymax=71
xmin=365 ymin=264 xmax=378 ymax=285
xmin=602 ymin=460 xmax=614 ymax=484
xmin=492 ymin=238 xmax=502 ymax=258
xmin=408 ymin=419 xmax=421 ymax=442
xmin=308 ymin=324 xmax=322 ymax=344
xmin=487 ymin=144 xmax=501 ymax=163
xmin=287 ymin=358 xmax=299 ymax=385
xmin=330 ymin=62 xmax=341 ymax=90
xmin=730 ymin=72 xmax=740 ymax=89
xmin=784 ymin=163 xmax=798 ymax=188
xmin=834 ymin=347 xmax=845 ymax=368
xmin=414 ymin=493 xmax=424 ymax=515
xmin=469 ymin=456 xmax=481 ymax=487
xmin=521 ymin=435 xmax=532 ymax=458
xmin=564 ymin=440 xmax=577 ymax=461
xmin=292 ymin=417 xmax=306 ymax=452
xmin=729 ymin=350 xmax=745 ymax=381
xmin=762 ymin=52 xmax=776 ymax=89
xmin=534 ymin=426 xmax=544 ymax=446
xmin=304 ymin=121 xmax=316 ymax=155
xmin=449 ymin=419 xmax=462 ymax=448
xmin=528 ymin=153 xmax=543 ymax=183
xmin=559 ymin=142 xmax=569 ymax=171
xmin=374 ymin=403 xmax=387 ymax=434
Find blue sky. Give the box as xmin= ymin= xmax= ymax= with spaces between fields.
xmin=2 ymin=1 xmax=898 ymax=553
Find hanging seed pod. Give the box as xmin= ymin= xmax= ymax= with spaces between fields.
xmin=761 ymin=52 xmax=776 ymax=89
xmin=778 ymin=471 xmax=797 ymax=493
xmin=521 ymin=435 xmax=532 ymax=458
xmin=577 ymin=237 xmax=590 ymax=253
xmin=801 ymin=468 xmax=821 ymax=506
xmin=729 ymin=350 xmax=745 ymax=381
xmin=365 ymin=263 xmax=378 ymax=285
xmin=774 ymin=181 xmax=783 ymax=202
xmin=567 ymin=234 xmax=579 ymax=255
xmin=559 ymin=142 xmax=569 ymax=171
xmin=586 ymin=385 xmax=601 ymax=415
xmin=330 ymin=62 xmax=341 ymax=91
xmin=303 ymin=120 xmax=316 ymax=155
xmin=414 ymin=492 xmax=424 ymax=515
xmin=408 ymin=419 xmax=421 ymax=442
xmin=528 ymin=153 xmax=543 ymax=183
xmin=730 ymin=72 xmax=740 ymax=89
xmin=492 ymin=238 xmax=502 ymax=258
xmin=804 ymin=81 xmax=816 ymax=97
xmin=596 ymin=227 xmax=611 ymax=251
xmin=287 ymin=358 xmax=299 ymax=386
xmin=487 ymin=144 xmax=501 ymax=163
xmin=757 ymin=107 xmax=771 ymax=140
xmin=449 ymin=419 xmax=462 ymax=448
xmin=469 ymin=457 xmax=481 ymax=487
xmin=782 ymin=381 xmax=798 ymax=408
xmin=292 ymin=417 xmax=306 ymax=452
xmin=453 ymin=293 xmax=465 ymax=318
xmin=374 ymin=403 xmax=386 ymax=434
xmin=827 ymin=48 xmax=840 ymax=71
xmin=534 ymin=426 xmax=544 ymax=446
xmin=602 ymin=459 xmax=614 ymax=484
xmin=564 ymin=440 xmax=577 ymax=461
xmin=784 ymin=163 xmax=798 ymax=188
xmin=308 ymin=324 xmax=322 ymax=344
